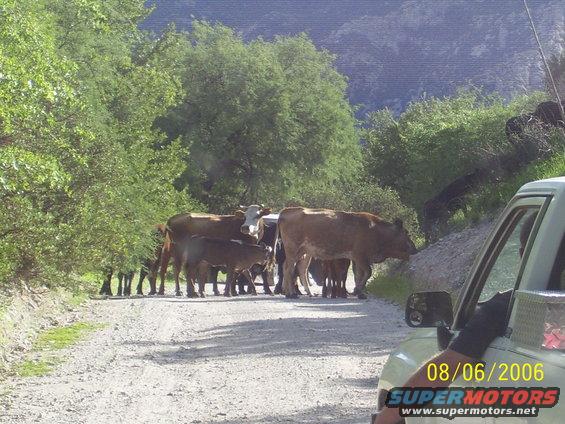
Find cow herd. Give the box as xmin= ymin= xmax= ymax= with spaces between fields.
xmin=99 ymin=206 xmax=419 ymax=300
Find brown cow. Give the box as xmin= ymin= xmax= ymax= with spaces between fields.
xmin=309 ymin=258 xmax=351 ymax=298
xmin=179 ymin=236 xmax=273 ymax=297
xmin=326 ymin=258 xmax=351 ymax=298
xmin=278 ymin=207 xmax=417 ymax=299
xmin=159 ymin=205 xmax=272 ymax=296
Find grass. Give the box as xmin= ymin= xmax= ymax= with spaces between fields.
xmin=14 ymin=321 xmax=105 ymax=377
xmin=35 ymin=322 xmax=104 ymax=351
xmin=366 ymin=274 xmax=414 ymax=306
xmin=15 ymin=357 xmax=62 ymax=377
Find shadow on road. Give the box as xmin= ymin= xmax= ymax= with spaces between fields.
xmin=126 ymin=297 xmax=403 ymax=364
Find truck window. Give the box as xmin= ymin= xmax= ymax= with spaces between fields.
xmin=548 ymin=232 xmax=565 ymax=291
xmin=478 ymin=208 xmax=540 ymax=302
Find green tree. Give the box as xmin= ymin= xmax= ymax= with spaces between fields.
xmin=158 ymin=22 xmax=360 ymax=212
xmin=0 ymin=0 xmax=201 ymax=287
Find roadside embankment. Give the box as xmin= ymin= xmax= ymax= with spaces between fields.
xmin=368 ymin=218 xmax=495 ymax=304
xmin=0 ymin=285 xmax=92 ymax=376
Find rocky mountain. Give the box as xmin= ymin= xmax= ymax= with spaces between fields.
xmin=143 ymin=0 xmax=564 ymax=115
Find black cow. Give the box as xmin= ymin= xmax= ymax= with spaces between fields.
xmin=99 ymin=268 xmax=135 ymax=296
xmin=505 ymin=100 xmax=565 ymax=161
xmin=117 ymin=271 xmax=135 ymax=296
xmin=422 ymin=169 xmax=486 ymax=243
xmin=534 ymin=100 xmax=565 ymax=128
xmin=505 ymin=113 xmax=539 ymax=144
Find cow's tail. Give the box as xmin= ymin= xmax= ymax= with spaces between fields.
xmin=266 ymin=222 xmax=279 ymax=273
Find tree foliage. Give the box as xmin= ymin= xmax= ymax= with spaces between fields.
xmin=158 ymin=22 xmax=360 ymax=212
xmin=0 ymin=0 xmax=200 ymax=287
xmin=362 ymin=89 xmax=549 ymax=211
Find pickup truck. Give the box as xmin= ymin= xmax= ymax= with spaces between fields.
xmin=375 ymin=177 xmax=565 ymax=423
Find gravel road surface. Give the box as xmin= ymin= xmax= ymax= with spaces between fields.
xmin=1 ymin=293 xmax=410 ymax=424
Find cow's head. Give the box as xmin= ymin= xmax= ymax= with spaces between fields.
xmin=235 ymin=204 xmax=271 ymax=240
xmin=381 ymin=218 xmax=418 ymax=261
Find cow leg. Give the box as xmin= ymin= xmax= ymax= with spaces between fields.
xmin=282 ymin=257 xmax=298 ymax=298
xmin=173 ymin=255 xmax=182 ymax=296
xmin=123 ymin=273 xmax=129 ymax=296
xmin=124 ymin=271 xmax=134 ymax=296
xmin=184 ymin=262 xmax=198 ymax=298
xmin=353 ymin=260 xmax=371 ymax=299
xmin=351 ymin=262 xmax=360 ymax=296
xmin=117 ymin=272 xmax=124 ymax=296
xmin=274 ymin=260 xmax=284 ymax=294
xmin=242 ymin=270 xmax=257 ymax=295
xmin=321 ymin=278 xmax=328 ymax=298
xmin=224 ymin=269 xmax=235 ymax=297
xmin=157 ymin=241 xmax=172 ymax=295
xmin=148 ymin=258 xmax=160 ymax=296
xmin=183 ymin=262 xmax=198 ymax=298
xmin=237 ymin=275 xmax=247 ymax=295
xmin=209 ymin=267 xmax=220 ymax=296
xmin=340 ymin=278 xmax=348 ymax=298
xmin=196 ymin=263 xmax=207 ymax=298
xmin=262 ymin=269 xmax=273 ymax=295
xmin=296 ymin=256 xmax=313 ymax=297
xmin=99 ymin=268 xmax=113 ymax=296
xmin=330 ymin=266 xmax=338 ymax=299
xmin=136 ymin=264 xmax=148 ymax=295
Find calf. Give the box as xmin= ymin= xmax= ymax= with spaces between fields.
xmin=160 ymin=206 xmax=271 ymax=296
xmin=179 ymin=236 xmax=273 ymax=297
xmin=327 ymin=258 xmax=351 ymax=298
xmin=309 ymin=258 xmax=351 ymax=298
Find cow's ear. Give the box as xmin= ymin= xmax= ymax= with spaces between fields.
xmin=234 ymin=210 xmax=245 ymax=218
xmin=393 ymin=218 xmax=404 ymax=229
xmin=260 ymin=207 xmax=272 ymax=216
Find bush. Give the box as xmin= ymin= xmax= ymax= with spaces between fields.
xmin=464 ymin=144 xmax=565 ymax=220
xmin=362 ymin=89 xmax=549 ymax=211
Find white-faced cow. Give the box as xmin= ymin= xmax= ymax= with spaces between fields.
xmin=278 ymin=207 xmax=417 ymax=299
xmin=159 ymin=205 xmax=272 ymax=296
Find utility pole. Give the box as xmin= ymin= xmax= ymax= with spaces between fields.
xmin=523 ymin=0 xmax=565 ymax=126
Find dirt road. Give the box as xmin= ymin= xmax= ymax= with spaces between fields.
xmin=1 ymin=294 xmax=409 ymax=424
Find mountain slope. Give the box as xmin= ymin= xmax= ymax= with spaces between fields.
xmin=143 ymin=0 xmax=564 ymax=114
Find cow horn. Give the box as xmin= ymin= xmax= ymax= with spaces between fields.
xmin=239 ymin=205 xmax=247 ymax=210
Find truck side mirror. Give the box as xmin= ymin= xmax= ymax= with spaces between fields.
xmin=405 ymin=291 xmax=453 ymax=328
